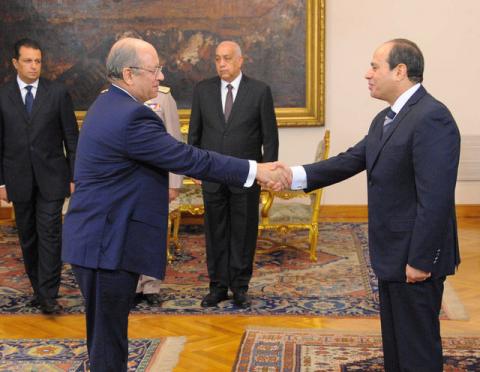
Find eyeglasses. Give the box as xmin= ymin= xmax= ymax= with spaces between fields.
xmin=129 ymin=66 xmax=163 ymax=76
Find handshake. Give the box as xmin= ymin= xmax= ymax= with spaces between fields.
xmin=256 ymin=162 xmax=293 ymax=191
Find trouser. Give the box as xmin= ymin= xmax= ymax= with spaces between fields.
xmin=72 ymin=265 xmax=139 ymax=372
xmin=378 ymin=277 xmax=445 ymax=372
xmin=13 ymin=193 xmax=64 ymax=302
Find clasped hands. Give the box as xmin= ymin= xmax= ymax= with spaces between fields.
xmin=256 ymin=161 xmax=292 ymax=191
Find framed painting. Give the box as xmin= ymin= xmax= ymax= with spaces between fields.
xmin=0 ymin=0 xmax=324 ymax=128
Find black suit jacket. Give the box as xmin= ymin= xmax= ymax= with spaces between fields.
xmin=188 ymin=74 xmax=278 ymax=192
xmin=303 ymin=86 xmax=460 ymax=281
xmin=0 ymin=78 xmax=79 ymax=202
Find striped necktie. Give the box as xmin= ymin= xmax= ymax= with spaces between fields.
xmin=382 ymin=108 xmax=396 ymax=135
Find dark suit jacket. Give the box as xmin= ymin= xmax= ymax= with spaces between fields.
xmin=188 ymin=74 xmax=278 ymax=192
xmin=0 ymin=78 xmax=78 ymax=202
xmin=303 ymin=86 xmax=460 ymax=281
xmin=62 ymin=85 xmax=250 ymax=279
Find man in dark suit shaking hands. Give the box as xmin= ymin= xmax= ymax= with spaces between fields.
xmin=0 ymin=39 xmax=79 ymax=314
xmin=278 ymin=39 xmax=460 ymax=371
xmin=189 ymin=41 xmax=279 ymax=309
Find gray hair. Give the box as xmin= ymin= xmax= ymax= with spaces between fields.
xmin=106 ymin=38 xmax=142 ymax=80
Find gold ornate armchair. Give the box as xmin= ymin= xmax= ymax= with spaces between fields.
xmin=258 ymin=130 xmax=330 ymax=261
xmin=166 ymin=179 xmax=204 ymax=262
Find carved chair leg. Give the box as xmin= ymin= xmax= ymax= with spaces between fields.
xmin=309 ymin=225 xmax=319 ymax=262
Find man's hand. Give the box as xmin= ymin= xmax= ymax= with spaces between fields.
xmin=70 ymin=182 xmax=75 ymax=194
xmin=256 ymin=162 xmax=292 ymax=191
xmin=0 ymin=187 xmax=9 ymax=203
xmin=405 ymin=264 xmax=431 ymax=283
xmin=169 ymin=188 xmax=180 ymax=202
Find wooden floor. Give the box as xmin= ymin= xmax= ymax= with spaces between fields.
xmin=0 ymin=217 xmax=479 ymax=371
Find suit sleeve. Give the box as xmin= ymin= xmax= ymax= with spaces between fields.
xmin=408 ymin=105 xmax=460 ymax=272
xmin=59 ymin=86 xmax=79 ymax=181
xmin=260 ymin=85 xmax=279 ymax=162
xmin=303 ymin=136 xmax=367 ymax=192
xmin=125 ymin=106 xmax=249 ymax=187
xmin=188 ymin=84 xmax=202 ymax=147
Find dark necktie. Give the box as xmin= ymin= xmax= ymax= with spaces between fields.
xmin=224 ymin=84 xmax=233 ymax=122
xmin=382 ymin=108 xmax=396 ymax=135
xmin=25 ymin=85 xmax=34 ymax=115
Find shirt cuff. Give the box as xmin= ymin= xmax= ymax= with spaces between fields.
xmin=244 ymin=160 xmax=257 ymax=187
xmin=291 ymin=165 xmax=307 ymax=190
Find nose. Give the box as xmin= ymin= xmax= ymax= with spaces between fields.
xmin=156 ymin=70 xmax=164 ymax=81
xmin=365 ymin=69 xmax=372 ymax=80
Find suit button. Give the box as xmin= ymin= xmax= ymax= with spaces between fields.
xmin=30 ymin=146 xmax=34 ymax=151
xmin=368 ymin=181 xmax=373 ymax=186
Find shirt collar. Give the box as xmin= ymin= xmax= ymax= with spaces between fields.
xmin=111 ymin=83 xmax=138 ymax=102
xmin=391 ymin=83 xmax=421 ymax=114
xmin=17 ymin=76 xmax=39 ymax=90
xmin=221 ymin=72 xmax=242 ymax=91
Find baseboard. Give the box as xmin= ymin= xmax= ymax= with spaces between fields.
xmin=318 ymin=204 xmax=480 ymax=218
xmin=1 ymin=204 xmax=478 ymax=221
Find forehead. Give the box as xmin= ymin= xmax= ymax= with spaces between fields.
xmin=138 ymin=45 xmax=159 ymax=66
xmin=216 ymin=43 xmax=237 ymax=57
xmin=372 ymin=43 xmax=392 ymax=63
xmin=18 ymin=46 xmax=42 ymax=59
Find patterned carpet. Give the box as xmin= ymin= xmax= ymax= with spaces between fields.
xmin=233 ymin=327 xmax=480 ymax=371
xmin=0 ymin=337 xmax=185 ymax=371
xmin=0 ymin=223 xmax=467 ymax=318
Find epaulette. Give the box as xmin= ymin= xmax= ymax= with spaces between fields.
xmin=158 ymin=86 xmax=171 ymax=94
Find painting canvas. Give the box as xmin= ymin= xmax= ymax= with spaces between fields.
xmin=0 ymin=0 xmax=324 ymax=126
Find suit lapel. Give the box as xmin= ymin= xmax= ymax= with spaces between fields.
xmin=29 ymin=78 xmax=49 ymax=121
xmin=368 ymin=86 xmax=427 ymax=171
xmin=210 ymin=78 xmax=224 ymax=125
xmin=226 ymin=75 xmax=249 ymax=126
xmin=7 ymin=81 xmax=30 ymax=123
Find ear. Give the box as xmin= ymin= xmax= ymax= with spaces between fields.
xmin=238 ymin=55 xmax=244 ymax=68
xmin=395 ymin=63 xmax=408 ymax=80
xmin=122 ymin=67 xmax=134 ymax=85
xmin=12 ymin=58 xmax=19 ymax=70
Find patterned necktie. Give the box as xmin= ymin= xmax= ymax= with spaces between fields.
xmin=382 ymin=108 xmax=396 ymax=135
xmin=224 ymin=84 xmax=233 ymax=122
xmin=25 ymin=85 xmax=34 ymax=115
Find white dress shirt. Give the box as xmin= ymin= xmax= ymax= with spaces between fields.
xmin=17 ymin=76 xmax=39 ymax=103
xmin=220 ymin=72 xmax=242 ymax=112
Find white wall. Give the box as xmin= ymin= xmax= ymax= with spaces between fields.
xmin=278 ymin=0 xmax=480 ymax=205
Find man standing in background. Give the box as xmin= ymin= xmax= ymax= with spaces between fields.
xmin=0 ymin=38 xmax=79 ymax=314
xmin=188 ymin=40 xmax=279 ymax=309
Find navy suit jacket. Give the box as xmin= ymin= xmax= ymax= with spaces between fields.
xmin=62 ymin=85 xmax=249 ymax=278
xmin=304 ymin=86 xmax=460 ymax=281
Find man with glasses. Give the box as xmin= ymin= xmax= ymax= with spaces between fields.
xmin=0 ymin=38 xmax=78 ymax=314
xmin=62 ymin=37 xmax=288 ymax=371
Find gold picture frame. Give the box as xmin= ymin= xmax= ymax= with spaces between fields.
xmin=74 ymin=0 xmax=324 ymax=130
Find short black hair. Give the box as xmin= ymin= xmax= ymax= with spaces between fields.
xmin=14 ymin=38 xmax=42 ymax=59
xmin=387 ymin=38 xmax=424 ymax=83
